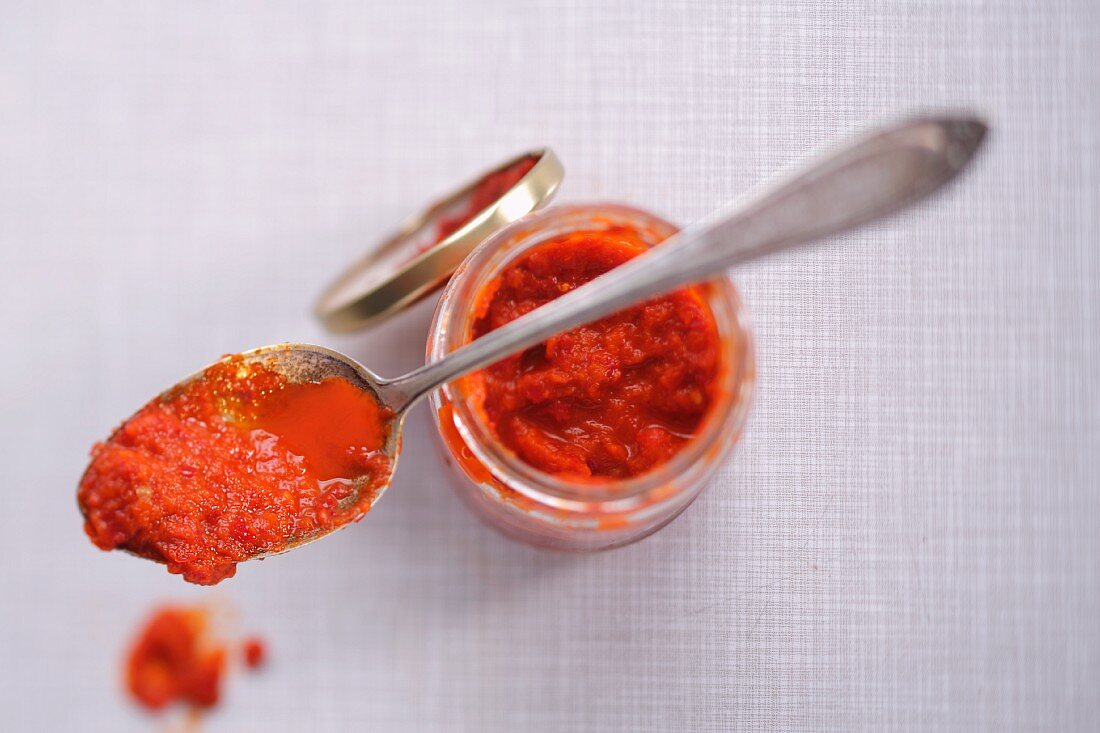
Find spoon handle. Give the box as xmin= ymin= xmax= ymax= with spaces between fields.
xmin=383 ymin=116 xmax=986 ymax=411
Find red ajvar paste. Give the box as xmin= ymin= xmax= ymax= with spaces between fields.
xmin=242 ymin=636 xmax=267 ymax=669
xmin=125 ymin=606 xmax=226 ymax=712
xmin=467 ymin=226 xmax=721 ymax=480
xmin=78 ymin=357 xmax=393 ymax=584
xmin=126 ymin=604 xmax=268 ymax=713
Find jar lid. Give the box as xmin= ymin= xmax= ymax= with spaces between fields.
xmin=314 ymin=148 xmax=563 ymax=332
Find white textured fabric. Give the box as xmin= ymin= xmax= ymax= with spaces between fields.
xmin=1 ymin=1 xmax=1097 ymax=730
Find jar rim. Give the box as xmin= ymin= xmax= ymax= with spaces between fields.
xmin=430 ymin=203 xmax=755 ymax=512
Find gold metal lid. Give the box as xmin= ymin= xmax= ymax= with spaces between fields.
xmin=314 ymin=148 xmax=563 ymax=332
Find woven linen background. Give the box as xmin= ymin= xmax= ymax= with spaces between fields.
xmin=1 ymin=1 xmax=1097 ymax=730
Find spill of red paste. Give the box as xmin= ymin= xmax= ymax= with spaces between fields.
xmin=125 ymin=604 xmax=268 ymax=716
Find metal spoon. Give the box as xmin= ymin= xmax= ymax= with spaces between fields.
xmin=134 ymin=116 xmax=989 ymax=560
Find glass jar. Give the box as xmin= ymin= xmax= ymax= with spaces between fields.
xmin=426 ymin=204 xmax=754 ymax=550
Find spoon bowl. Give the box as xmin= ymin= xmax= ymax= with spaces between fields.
xmin=220 ymin=343 xmax=408 ymax=555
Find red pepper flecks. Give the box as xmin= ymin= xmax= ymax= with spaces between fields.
xmin=78 ymin=357 xmax=393 ymax=585
xmin=467 ymin=226 xmax=722 ymax=481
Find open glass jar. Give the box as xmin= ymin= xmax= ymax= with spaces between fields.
xmin=315 ymin=150 xmax=754 ymax=550
xmin=426 ymin=204 xmax=754 ymax=550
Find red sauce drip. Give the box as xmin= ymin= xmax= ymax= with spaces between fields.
xmin=468 ymin=227 xmax=721 ymax=480
xmin=78 ymin=357 xmax=393 ymax=584
xmin=125 ymin=606 xmax=225 ymax=712
xmin=435 ymin=156 xmax=537 ymax=243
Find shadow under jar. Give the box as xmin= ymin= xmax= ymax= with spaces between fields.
xmin=427 ymin=204 xmax=754 ymax=550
